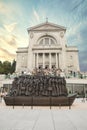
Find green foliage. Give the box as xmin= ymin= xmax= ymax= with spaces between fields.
xmin=0 ymin=60 xmax=16 ymax=74
xmin=3 ymin=61 xmax=11 ymax=74
xmin=0 ymin=61 xmax=4 ymax=74
xmin=10 ymin=60 xmax=16 ymax=74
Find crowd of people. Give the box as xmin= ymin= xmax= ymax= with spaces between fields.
xmin=2 ymin=67 xmax=86 ymax=79
xmin=27 ymin=67 xmax=65 ymax=77
xmin=21 ymin=67 xmax=85 ymax=79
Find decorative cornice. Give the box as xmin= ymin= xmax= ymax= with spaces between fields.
xmin=27 ymin=22 xmax=66 ymax=33
xmin=66 ymin=46 xmax=78 ymax=52
xmin=17 ymin=47 xmax=28 ymax=49
xmin=32 ymin=47 xmax=62 ymax=50
xmin=16 ymin=47 xmax=28 ymax=53
xmin=66 ymin=50 xmax=79 ymax=52
xmin=29 ymin=29 xmax=65 ymax=33
xmin=16 ymin=51 xmax=28 ymax=53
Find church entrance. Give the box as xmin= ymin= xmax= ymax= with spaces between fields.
xmin=45 ymin=64 xmax=49 ymax=69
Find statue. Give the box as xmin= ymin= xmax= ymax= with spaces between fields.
xmin=9 ymin=75 xmax=67 ymax=97
xmin=4 ymin=75 xmax=76 ymax=106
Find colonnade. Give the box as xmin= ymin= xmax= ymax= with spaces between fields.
xmin=33 ymin=53 xmax=60 ymax=69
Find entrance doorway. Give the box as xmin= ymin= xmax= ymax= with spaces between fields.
xmin=45 ymin=65 xmax=49 ymax=69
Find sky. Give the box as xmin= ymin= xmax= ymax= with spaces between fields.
xmin=0 ymin=0 xmax=87 ymax=72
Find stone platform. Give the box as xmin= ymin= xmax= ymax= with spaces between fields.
xmin=0 ymin=98 xmax=87 ymax=130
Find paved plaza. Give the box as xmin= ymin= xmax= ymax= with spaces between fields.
xmin=0 ymin=98 xmax=87 ymax=130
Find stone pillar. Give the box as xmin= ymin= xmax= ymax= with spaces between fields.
xmin=56 ymin=53 xmax=58 ymax=68
xmin=33 ymin=53 xmax=35 ymax=68
xmin=59 ymin=53 xmax=62 ymax=69
xmin=49 ymin=53 xmax=51 ymax=69
xmin=36 ymin=53 xmax=38 ymax=68
xmin=43 ymin=53 xmax=45 ymax=68
xmin=58 ymin=53 xmax=59 ymax=68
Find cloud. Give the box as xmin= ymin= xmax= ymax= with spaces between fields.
xmin=71 ymin=0 xmax=85 ymax=11
xmin=3 ymin=23 xmax=17 ymax=32
xmin=66 ymin=20 xmax=87 ymax=45
xmin=0 ymin=47 xmax=16 ymax=61
xmin=66 ymin=22 xmax=81 ymax=37
xmin=0 ymin=34 xmax=17 ymax=49
xmin=33 ymin=8 xmax=40 ymax=22
xmin=0 ymin=1 xmax=23 ymax=24
xmin=0 ymin=1 xmax=9 ymax=14
xmin=7 ymin=35 xmax=18 ymax=47
xmin=0 ymin=1 xmax=16 ymax=19
xmin=0 ymin=30 xmax=17 ymax=62
xmin=0 ymin=47 xmax=15 ymax=56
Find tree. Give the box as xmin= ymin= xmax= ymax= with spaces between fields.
xmin=11 ymin=60 xmax=16 ymax=74
xmin=0 ymin=61 xmax=4 ymax=74
xmin=0 ymin=60 xmax=16 ymax=74
xmin=3 ymin=61 xmax=11 ymax=74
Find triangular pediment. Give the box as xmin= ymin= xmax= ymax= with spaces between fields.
xmin=27 ymin=22 xmax=66 ymax=32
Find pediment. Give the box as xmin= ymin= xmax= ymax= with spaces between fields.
xmin=27 ymin=22 xmax=66 ymax=32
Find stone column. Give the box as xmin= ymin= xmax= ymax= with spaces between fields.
xmin=59 ymin=53 xmax=62 ymax=69
xmin=58 ymin=53 xmax=59 ymax=68
xmin=43 ymin=53 xmax=45 ymax=68
xmin=33 ymin=53 xmax=35 ymax=68
xmin=56 ymin=53 xmax=58 ymax=68
xmin=36 ymin=53 xmax=38 ymax=68
xmin=49 ymin=53 xmax=51 ymax=69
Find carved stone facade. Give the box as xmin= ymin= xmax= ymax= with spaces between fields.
xmin=16 ymin=21 xmax=80 ymax=73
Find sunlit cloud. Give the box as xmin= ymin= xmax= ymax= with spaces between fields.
xmin=4 ymin=23 xmax=17 ymax=33
xmin=0 ymin=33 xmax=23 ymax=61
xmin=33 ymin=8 xmax=40 ymax=22
xmin=0 ymin=1 xmax=23 ymax=24
xmin=0 ymin=47 xmax=16 ymax=62
xmin=0 ymin=1 xmax=10 ymax=14
xmin=0 ymin=34 xmax=17 ymax=50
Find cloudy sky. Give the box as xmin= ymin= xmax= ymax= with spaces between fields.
xmin=0 ymin=0 xmax=87 ymax=71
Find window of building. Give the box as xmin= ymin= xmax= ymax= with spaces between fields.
xmin=39 ymin=39 xmax=43 ymax=45
xmin=38 ymin=36 xmax=56 ymax=46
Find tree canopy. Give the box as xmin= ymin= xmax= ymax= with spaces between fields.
xmin=0 ymin=60 xmax=16 ymax=74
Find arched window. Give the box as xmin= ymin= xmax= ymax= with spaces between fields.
xmin=38 ymin=36 xmax=56 ymax=46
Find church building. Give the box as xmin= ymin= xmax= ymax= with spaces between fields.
xmin=16 ymin=21 xmax=80 ymax=73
